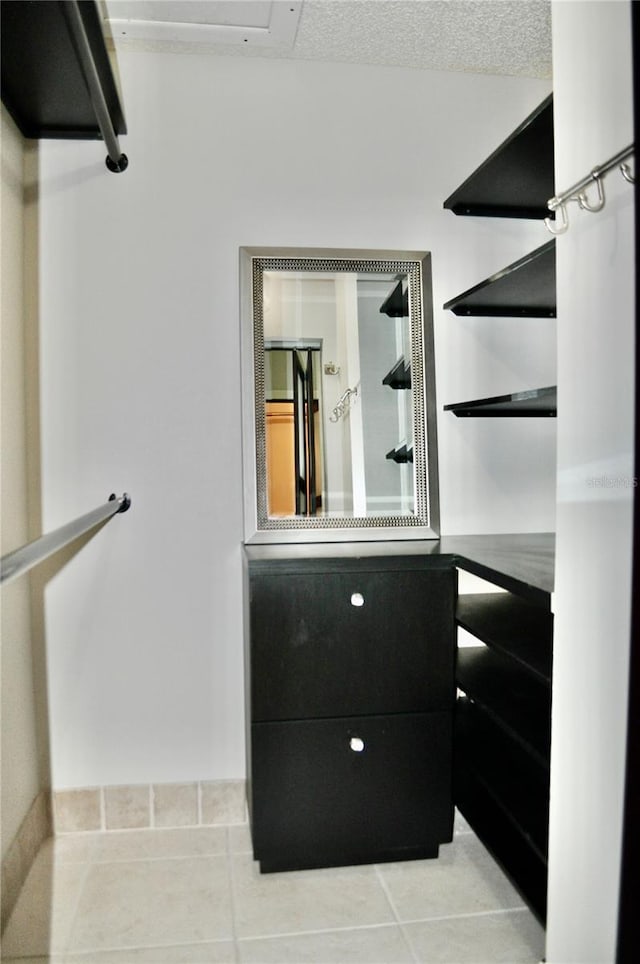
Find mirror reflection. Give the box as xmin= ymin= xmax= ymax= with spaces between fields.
xmin=263 ymin=269 xmax=414 ymax=518
xmin=241 ymin=248 xmax=439 ymax=541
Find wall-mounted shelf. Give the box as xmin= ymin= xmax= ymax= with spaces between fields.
xmin=443 ymin=94 xmax=554 ymax=219
xmin=444 ymin=386 xmax=557 ymax=418
xmin=443 ymin=241 xmax=556 ymax=318
xmin=1 ymin=0 xmax=126 ymax=143
xmin=379 ymin=281 xmax=408 ymax=318
xmin=385 ymin=443 xmax=413 ymax=464
xmin=382 ymin=357 xmax=411 ymax=389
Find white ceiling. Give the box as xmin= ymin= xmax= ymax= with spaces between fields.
xmin=102 ymin=0 xmax=553 ymax=79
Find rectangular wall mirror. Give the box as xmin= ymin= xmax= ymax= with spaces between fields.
xmin=240 ymin=247 xmax=440 ymax=543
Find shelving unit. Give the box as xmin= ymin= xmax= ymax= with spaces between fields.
xmin=444 ymin=386 xmax=557 ymax=418
xmin=443 ymin=94 xmax=554 ymax=219
xmin=442 ymin=94 xmax=556 ymax=422
xmin=442 ymin=94 xmax=557 ymax=921
xmin=443 ymin=241 xmax=556 ymax=317
xmin=455 ymin=584 xmax=553 ymax=921
xmin=379 ymin=281 xmax=412 ymax=465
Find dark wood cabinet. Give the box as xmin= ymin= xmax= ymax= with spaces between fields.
xmin=244 ymin=548 xmax=456 ymax=873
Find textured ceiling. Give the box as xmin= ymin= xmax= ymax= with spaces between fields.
xmin=104 ymin=0 xmax=553 ymax=79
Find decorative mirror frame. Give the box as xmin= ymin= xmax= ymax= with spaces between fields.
xmin=240 ymin=247 xmax=440 ymax=543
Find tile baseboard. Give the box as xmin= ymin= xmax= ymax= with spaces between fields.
xmin=1 ymin=790 xmax=52 ymax=932
xmin=52 ymin=779 xmax=247 ymax=834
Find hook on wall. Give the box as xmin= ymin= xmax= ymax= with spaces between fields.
xmin=329 ymin=385 xmax=359 ymax=423
xmin=544 ymin=202 xmax=569 ymax=236
xmin=577 ymin=173 xmax=606 ymax=212
xmin=620 ymin=162 xmax=635 ymax=184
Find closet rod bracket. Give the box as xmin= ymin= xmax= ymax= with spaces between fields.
xmin=106 ymin=153 xmax=129 ymax=174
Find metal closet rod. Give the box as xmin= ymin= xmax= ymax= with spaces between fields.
xmin=547 ymin=144 xmax=635 ymax=212
xmin=0 ymin=493 xmax=131 ymax=586
xmin=62 ymin=1 xmax=128 ymax=173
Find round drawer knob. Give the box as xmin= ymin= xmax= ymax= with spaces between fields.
xmin=349 ymin=737 xmax=365 ymax=752
xmin=350 ymin=592 xmax=365 ymax=607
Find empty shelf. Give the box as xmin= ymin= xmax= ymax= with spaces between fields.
xmin=443 ymin=95 xmax=554 ymax=219
xmin=379 ymin=281 xmax=408 ymax=318
xmin=444 ymin=386 xmax=557 ymax=417
xmin=456 ymin=646 xmax=551 ymax=767
xmin=382 ymin=357 xmax=411 ymax=389
xmin=385 ymin=444 xmax=413 ymax=464
xmin=457 ymin=593 xmax=553 ymax=684
xmin=456 ymin=697 xmax=549 ymax=861
xmin=443 ymin=241 xmax=556 ymax=317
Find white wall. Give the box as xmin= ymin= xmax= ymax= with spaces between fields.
xmin=37 ymin=52 xmax=553 ymax=788
xmin=1 ymin=108 xmax=41 ymax=856
xmin=546 ymin=2 xmax=635 ymax=961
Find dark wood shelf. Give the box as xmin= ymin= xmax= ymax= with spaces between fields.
xmin=457 ymin=593 xmax=553 ymax=684
xmin=444 ymin=385 xmax=557 ymax=418
xmin=456 ymin=646 xmax=551 ymax=768
xmin=456 ymin=697 xmax=549 ymax=861
xmin=385 ymin=443 xmax=413 ymax=464
xmin=455 ymin=706 xmax=548 ymax=922
xmin=443 ymin=95 xmax=554 ymax=219
xmin=443 ymin=241 xmax=556 ymax=318
xmin=379 ymin=280 xmax=408 ymax=318
xmin=382 ymin=357 xmax=411 ymax=389
xmin=439 ymin=533 xmax=555 ymax=605
xmin=1 ymin=0 xmax=126 ymax=141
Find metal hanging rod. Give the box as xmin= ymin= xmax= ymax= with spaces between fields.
xmin=0 ymin=493 xmax=131 ymax=586
xmin=545 ymin=143 xmax=634 ymax=235
xmin=62 ymin=1 xmax=128 ymax=173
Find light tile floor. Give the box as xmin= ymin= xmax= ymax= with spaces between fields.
xmin=1 ymin=814 xmax=545 ymax=963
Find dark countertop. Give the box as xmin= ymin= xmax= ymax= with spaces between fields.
xmin=244 ymin=532 xmax=555 ymax=608
xmin=439 ymin=533 xmax=555 ymax=607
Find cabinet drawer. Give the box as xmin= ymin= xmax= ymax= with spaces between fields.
xmin=250 ymin=712 xmax=453 ymax=871
xmin=250 ymin=567 xmax=455 ymax=720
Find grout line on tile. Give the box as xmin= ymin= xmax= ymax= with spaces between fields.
xmin=374 ymin=863 xmax=402 ymax=924
xmin=61 ymin=855 xmax=95 ymax=955
xmin=226 ymin=843 xmax=242 ymax=963
xmin=90 ymin=850 xmax=230 ymax=866
xmin=374 ymin=865 xmax=421 ymax=964
xmin=396 ymin=905 xmax=534 ymax=926
xmin=64 ymin=937 xmax=237 ymax=957
xmin=237 ymin=920 xmax=411 ymax=943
